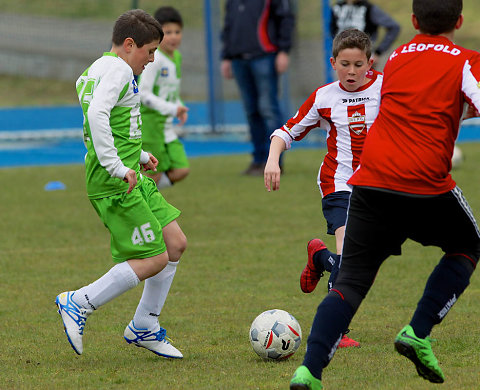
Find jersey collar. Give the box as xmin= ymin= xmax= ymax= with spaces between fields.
xmin=338 ymin=70 xmax=379 ymax=93
xmin=103 ymin=52 xmax=119 ymax=58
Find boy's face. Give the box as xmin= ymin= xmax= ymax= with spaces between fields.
xmin=129 ymin=39 xmax=160 ymax=75
xmin=160 ymin=22 xmax=183 ymax=55
xmin=330 ymin=48 xmax=373 ymax=92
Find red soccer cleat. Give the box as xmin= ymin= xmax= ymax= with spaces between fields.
xmin=300 ymin=239 xmax=327 ymax=293
xmin=338 ymin=334 xmax=360 ymax=348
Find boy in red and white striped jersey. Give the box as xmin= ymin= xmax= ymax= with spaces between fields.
xmin=265 ymin=28 xmax=381 ymax=349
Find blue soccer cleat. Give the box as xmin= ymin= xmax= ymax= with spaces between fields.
xmin=55 ymin=291 xmax=92 ymax=355
xmin=124 ymin=321 xmax=183 ymax=359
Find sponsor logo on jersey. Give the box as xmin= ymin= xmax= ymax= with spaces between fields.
xmin=342 ymin=97 xmax=370 ymax=104
xmin=347 ymin=104 xmax=366 ymax=134
xmin=161 ymin=67 xmax=169 ymax=77
xmin=132 ymin=79 xmax=139 ymax=93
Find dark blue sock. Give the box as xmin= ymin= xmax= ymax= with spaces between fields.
xmin=303 ymin=294 xmax=354 ymax=380
xmin=313 ymin=250 xmax=338 ymax=273
xmin=327 ymin=254 xmax=340 ymax=291
xmin=410 ymin=255 xmax=474 ymax=338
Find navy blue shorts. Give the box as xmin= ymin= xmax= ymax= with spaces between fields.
xmin=321 ymin=191 xmax=351 ymax=235
xmin=333 ymin=186 xmax=480 ymax=311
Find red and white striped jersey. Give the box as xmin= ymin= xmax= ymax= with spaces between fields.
xmin=349 ymin=34 xmax=480 ymax=195
xmin=271 ymin=70 xmax=382 ymax=197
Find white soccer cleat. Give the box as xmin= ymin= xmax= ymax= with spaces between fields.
xmin=124 ymin=321 xmax=183 ymax=359
xmin=55 ymin=291 xmax=92 ymax=355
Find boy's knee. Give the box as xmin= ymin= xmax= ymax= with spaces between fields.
xmin=168 ymin=233 xmax=187 ymax=262
xmin=151 ymin=252 xmax=169 ymax=274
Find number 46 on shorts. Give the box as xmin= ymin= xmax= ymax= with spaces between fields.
xmin=131 ymin=223 xmax=155 ymax=246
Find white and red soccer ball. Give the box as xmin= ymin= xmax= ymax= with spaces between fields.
xmin=249 ymin=309 xmax=302 ymax=360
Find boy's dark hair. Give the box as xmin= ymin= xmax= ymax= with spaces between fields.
xmin=112 ymin=9 xmax=163 ymax=48
xmin=332 ymin=29 xmax=372 ymax=59
xmin=412 ymin=0 xmax=462 ymax=35
xmin=154 ymin=6 xmax=183 ymax=28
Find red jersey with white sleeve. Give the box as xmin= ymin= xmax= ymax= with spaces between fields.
xmin=349 ymin=34 xmax=480 ymax=195
xmin=271 ymin=70 xmax=382 ymax=197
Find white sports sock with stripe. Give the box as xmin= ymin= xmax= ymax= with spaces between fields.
xmin=72 ymin=261 xmax=140 ymax=310
xmin=132 ymin=260 xmax=178 ymax=329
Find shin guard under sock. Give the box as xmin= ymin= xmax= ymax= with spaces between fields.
xmin=410 ymin=255 xmax=474 ymax=338
xmin=313 ymin=250 xmax=339 ymax=274
xmin=303 ymin=294 xmax=354 ymax=380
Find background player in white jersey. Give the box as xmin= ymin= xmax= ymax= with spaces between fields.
xmin=55 ymin=9 xmax=187 ymax=359
xmin=264 ymin=29 xmax=382 ymax=348
xmin=139 ymin=6 xmax=189 ymax=189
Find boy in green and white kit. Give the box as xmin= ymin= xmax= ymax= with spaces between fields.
xmin=55 ymin=9 xmax=187 ymax=359
xmin=140 ymin=6 xmax=189 ymax=189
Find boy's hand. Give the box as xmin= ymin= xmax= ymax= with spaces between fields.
xmin=264 ymin=159 xmax=281 ymax=192
xmin=463 ymin=103 xmax=480 ymax=120
xmin=123 ymin=169 xmax=137 ymax=194
xmin=141 ymin=153 xmax=158 ymax=172
xmin=275 ymin=51 xmax=290 ymax=74
xmin=177 ymin=105 xmax=189 ymax=125
xmin=221 ymin=59 xmax=233 ymax=79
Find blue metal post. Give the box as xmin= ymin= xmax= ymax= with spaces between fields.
xmin=322 ymin=0 xmax=334 ymax=83
xmin=204 ymin=0 xmax=223 ymax=132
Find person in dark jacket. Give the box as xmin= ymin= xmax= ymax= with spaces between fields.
xmin=221 ymin=0 xmax=295 ymax=176
xmin=330 ymin=0 xmax=400 ymax=68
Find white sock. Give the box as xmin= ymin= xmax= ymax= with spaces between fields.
xmin=157 ymin=173 xmax=172 ymax=189
xmin=72 ymin=262 xmax=140 ymax=310
xmin=132 ymin=261 xmax=178 ymax=329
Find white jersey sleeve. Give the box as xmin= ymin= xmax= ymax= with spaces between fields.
xmin=86 ymin=60 xmax=132 ymax=179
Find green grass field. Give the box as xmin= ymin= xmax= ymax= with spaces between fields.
xmin=1 ymin=146 xmax=479 ymax=389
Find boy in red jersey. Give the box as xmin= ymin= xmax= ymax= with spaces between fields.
xmin=289 ymin=0 xmax=480 ymax=388
xmin=265 ymin=28 xmax=381 ymax=349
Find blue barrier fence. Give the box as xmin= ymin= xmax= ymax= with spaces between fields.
xmin=0 ymin=101 xmax=247 ymax=132
xmin=1 ymin=104 xmax=479 ymax=168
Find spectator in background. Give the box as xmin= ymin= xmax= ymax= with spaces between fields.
xmin=221 ymin=0 xmax=295 ymax=176
xmin=330 ymin=0 xmax=400 ymax=69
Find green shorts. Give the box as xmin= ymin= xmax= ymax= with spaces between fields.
xmin=90 ymin=176 xmax=181 ymax=263
xmin=145 ymin=138 xmax=189 ymax=173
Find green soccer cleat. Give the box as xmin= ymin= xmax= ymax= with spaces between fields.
xmin=394 ymin=325 xmax=445 ymax=383
xmin=290 ymin=365 xmax=323 ymax=390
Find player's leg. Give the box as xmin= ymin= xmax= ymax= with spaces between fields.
xmin=292 ymin=187 xmax=405 ymax=385
xmin=327 ymin=225 xmax=345 ymax=289
xmin=327 ymin=222 xmax=360 ymax=348
xmin=56 ymin=187 xmax=168 ymax=355
xmin=132 ymin=221 xmax=186 ymax=330
xmin=394 ymin=187 xmax=480 ymax=383
xmin=164 ymin=139 xmax=190 ymax=184
xmin=300 ymin=191 xmax=350 ymax=293
xmin=126 ymin=178 xmax=185 ymax=358
xmin=143 ymin=132 xmax=172 ymax=189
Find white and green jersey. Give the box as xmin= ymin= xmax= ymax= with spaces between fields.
xmin=139 ymin=49 xmax=182 ymax=144
xmin=76 ymin=52 xmax=149 ymax=199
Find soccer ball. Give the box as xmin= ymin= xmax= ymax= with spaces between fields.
xmin=249 ymin=309 xmax=302 ymax=360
